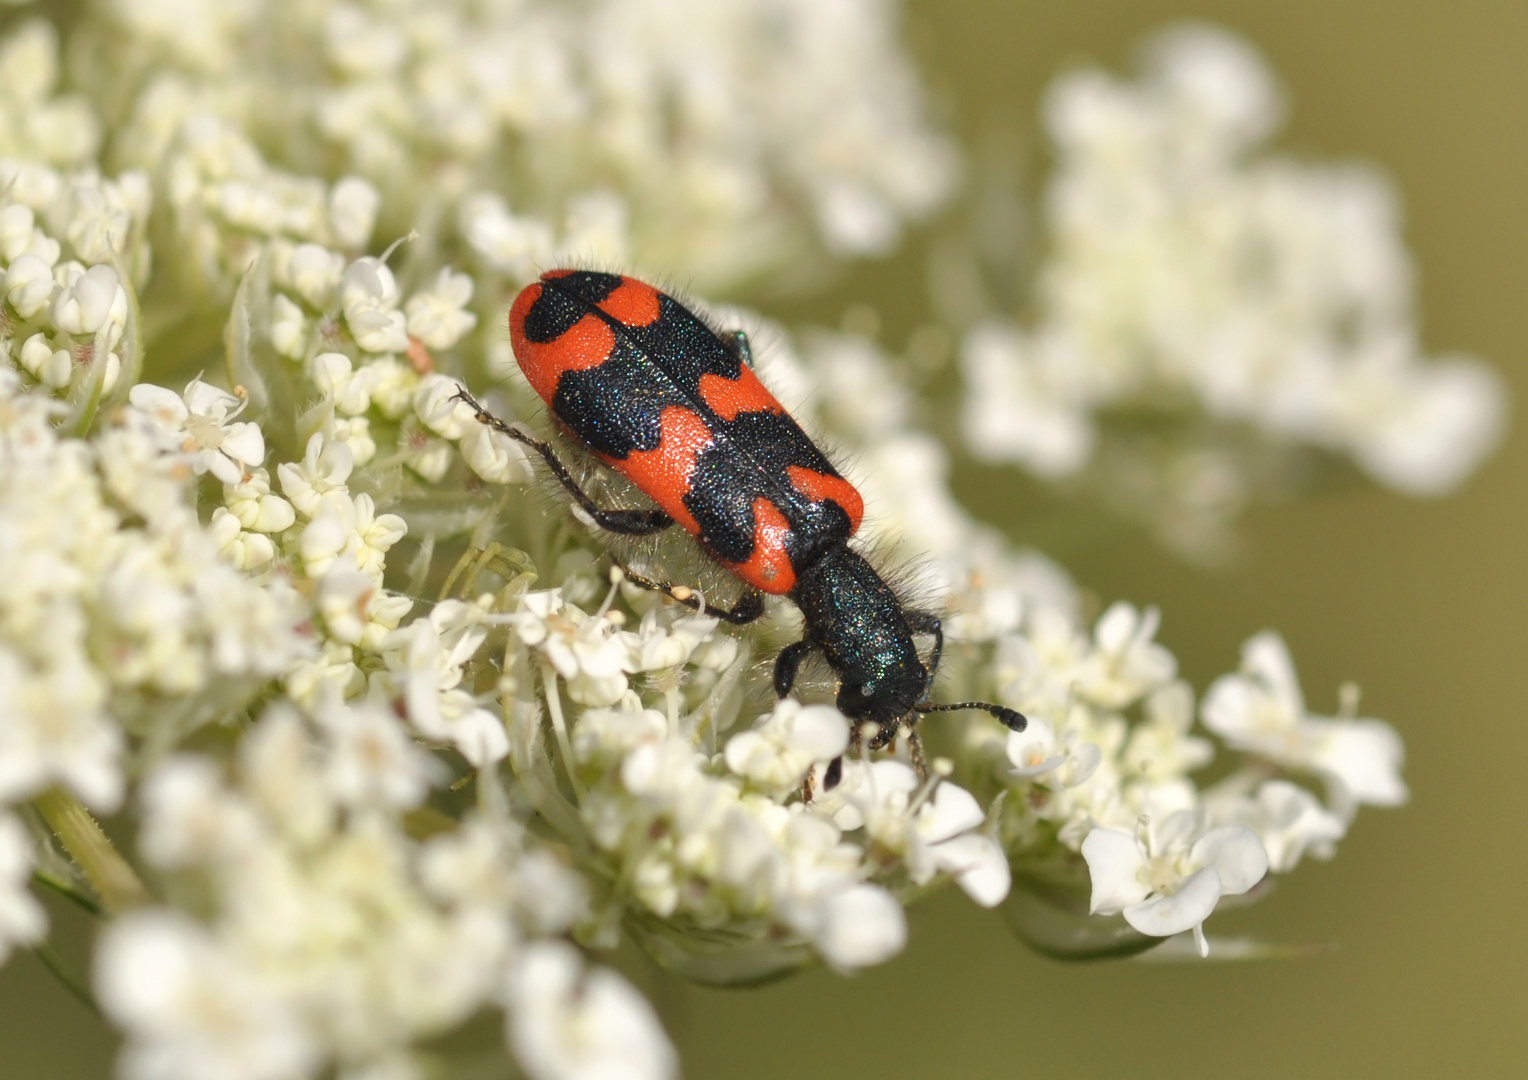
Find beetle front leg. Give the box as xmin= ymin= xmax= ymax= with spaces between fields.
xmin=772 ymin=638 xmax=817 ymax=698
xmin=905 ymin=609 xmax=944 ymax=684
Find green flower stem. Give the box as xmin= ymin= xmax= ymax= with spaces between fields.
xmin=31 ymin=869 xmax=104 ymax=918
xmin=539 ymin=659 xmax=586 ymax=803
xmin=111 ymin=255 xmax=146 ymax=403
xmin=30 ymin=941 xmax=102 ymax=1017
xmin=32 ymin=787 xmax=151 ymax=914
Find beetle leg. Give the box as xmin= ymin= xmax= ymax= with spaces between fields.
xmin=727 ymin=329 xmax=754 ymax=369
xmin=904 ymin=724 xmax=929 ymax=781
xmin=454 ymin=387 xmax=674 ymax=536
xmin=772 ymin=638 xmax=817 ymax=697
xmin=905 ymin=614 xmax=1026 ymax=730
xmin=905 ymin=609 xmax=944 ymax=685
xmin=822 ymin=754 xmax=844 ymax=791
xmin=616 ymin=563 xmax=765 ymax=625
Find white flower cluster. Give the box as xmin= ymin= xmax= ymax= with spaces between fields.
xmin=168 ymin=369 xmax=521 ymax=772
xmin=0 ymin=155 xmax=151 ymax=399
xmin=989 ymin=606 xmax=1400 ymax=955
xmin=781 ymin=328 xmax=1406 ymax=955
xmin=573 ymin=693 xmax=917 ymax=971
xmin=275 ymin=248 xmax=487 ymax=474
xmin=960 ymin=25 xmax=1504 ymax=508
xmin=159 ymin=114 xmax=384 ymax=298
xmin=98 ymin=705 xmax=672 ymax=1080
xmin=0 ymin=368 xmax=309 ymax=965
xmin=0 ymin=372 xmax=309 ymax=790
xmin=0 ymin=20 xmax=101 ymax=167
xmin=77 ymin=0 xmax=956 ymax=290
xmin=471 ymin=570 xmax=1009 ymax=973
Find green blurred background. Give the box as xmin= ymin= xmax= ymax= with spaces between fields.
xmin=5 ymin=1 xmax=1526 ymax=1077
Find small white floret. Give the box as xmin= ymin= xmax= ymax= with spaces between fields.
xmin=505 ymin=942 xmax=676 ymax=1080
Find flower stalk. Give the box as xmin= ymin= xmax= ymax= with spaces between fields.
xmin=31 ymin=787 xmax=149 ymax=915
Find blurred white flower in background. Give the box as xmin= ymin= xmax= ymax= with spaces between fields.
xmin=0 ymin=816 xmax=46 ymax=965
xmin=505 ymin=942 xmax=676 ymax=1080
xmin=958 ymin=24 xmax=1505 ymax=554
xmin=1202 ymin=631 xmax=1409 ymax=813
xmin=79 ymin=0 xmax=955 ymax=292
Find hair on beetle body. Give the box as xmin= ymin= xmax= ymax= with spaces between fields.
xmin=457 ymin=269 xmax=1026 ymax=786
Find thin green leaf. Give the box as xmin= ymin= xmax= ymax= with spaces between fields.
xmin=1134 ymin=934 xmax=1336 ymax=963
xmin=1000 ymin=874 xmax=1158 ymax=962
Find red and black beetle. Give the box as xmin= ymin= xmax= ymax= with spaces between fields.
xmin=457 ymin=270 xmax=1024 ymax=781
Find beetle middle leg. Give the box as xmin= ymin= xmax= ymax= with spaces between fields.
xmin=454 ymin=387 xmax=674 ymax=536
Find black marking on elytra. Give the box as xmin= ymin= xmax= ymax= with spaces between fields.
xmin=681 ymin=435 xmax=851 ymax=570
xmin=541 ymin=277 xmax=743 ymax=397
xmin=682 ymin=440 xmax=773 ymax=564
xmin=621 ymin=293 xmax=747 ymax=392
xmin=723 ymin=411 xmax=843 ymax=493
xmin=522 ymin=285 xmax=591 ymax=344
xmin=550 ymin=270 xmax=625 ymax=307
xmin=552 ymin=340 xmax=678 ymax=458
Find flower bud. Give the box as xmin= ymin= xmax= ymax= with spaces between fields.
xmin=52 ymin=263 xmax=127 ymax=347
xmin=18 ymin=331 xmax=69 ymax=386
xmin=0 ymin=204 xmax=36 ymax=262
xmin=287 ymin=243 xmax=345 ymax=309
xmin=328 ymin=176 xmax=379 ymax=250
xmin=5 ymin=252 xmax=54 ymax=316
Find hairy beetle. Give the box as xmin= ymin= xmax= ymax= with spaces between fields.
xmin=457 ymin=270 xmax=1024 ymax=780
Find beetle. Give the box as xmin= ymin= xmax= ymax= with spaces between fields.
xmin=455 ymin=269 xmax=1024 ymax=782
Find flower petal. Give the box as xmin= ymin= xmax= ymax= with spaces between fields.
xmin=1006 ymin=717 xmax=1056 ymax=769
xmin=814 ymin=884 xmax=907 ymax=969
xmin=1080 ymin=826 xmax=1150 ymax=914
xmin=1242 ymin=632 xmax=1304 ymax=708
xmin=1308 ymin=717 xmax=1409 ymax=807
xmin=127 ymin=382 xmax=188 ymax=421
xmin=916 ymin=781 xmax=984 ymax=844
xmin=183 ymin=379 xmax=238 ymax=417
xmin=933 ymin=833 xmax=1011 ymax=907
xmin=786 ymin=705 xmax=850 ymax=760
xmin=1190 ymin=825 xmax=1268 ymax=896
xmin=1094 ymin=602 xmax=1138 ymax=653
xmin=1123 ymin=866 xmax=1224 ymax=937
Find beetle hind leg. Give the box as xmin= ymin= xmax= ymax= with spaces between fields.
xmin=616 ymin=562 xmax=766 ymax=625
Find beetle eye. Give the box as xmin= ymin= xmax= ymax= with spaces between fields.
xmin=836 ymin=683 xmax=874 ymax=718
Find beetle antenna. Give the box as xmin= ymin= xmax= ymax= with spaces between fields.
xmin=915 ymin=700 xmax=1026 ymax=732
